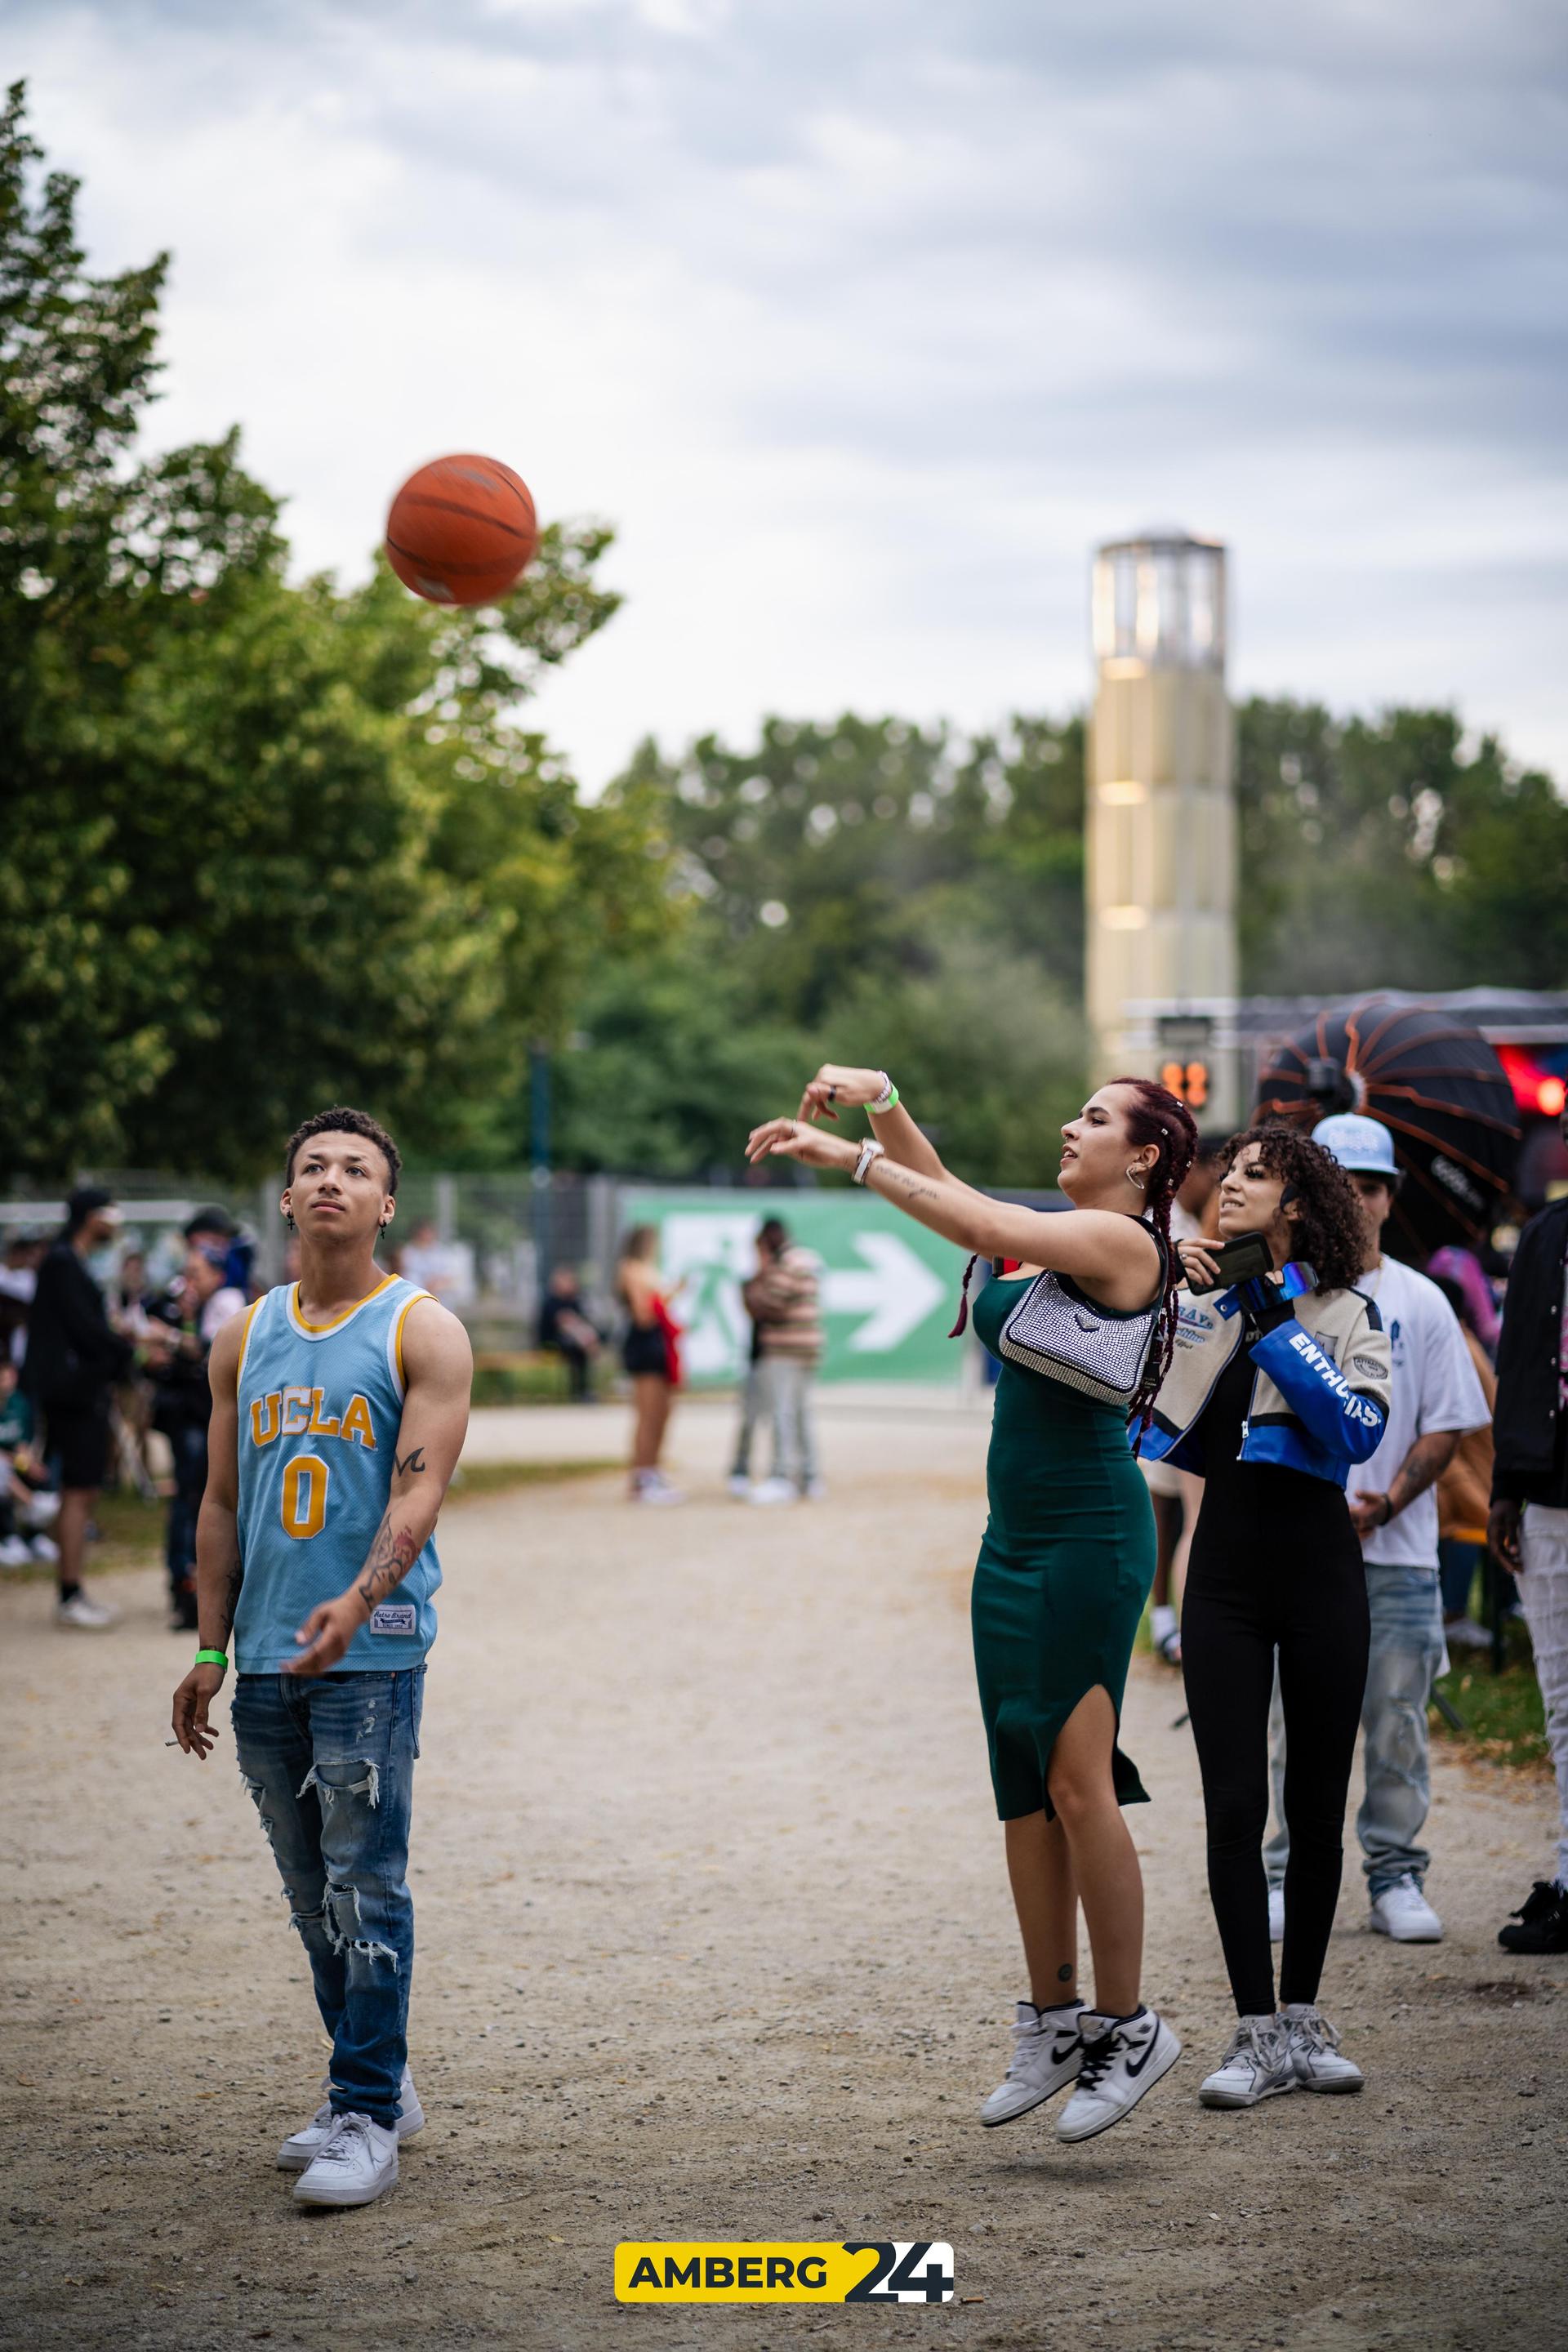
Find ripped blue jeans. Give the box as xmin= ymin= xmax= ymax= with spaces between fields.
xmin=232 ymin=1668 xmax=423 ymax=2129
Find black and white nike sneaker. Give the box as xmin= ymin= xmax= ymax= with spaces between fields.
xmin=1498 ymin=1880 xmax=1568 ymax=1955
xmin=979 ymin=1998 xmax=1085 ymax=2127
xmin=1054 ymin=2006 xmax=1180 ymax=2143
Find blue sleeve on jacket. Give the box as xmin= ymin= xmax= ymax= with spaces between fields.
xmin=1248 ymin=1318 xmax=1388 ymax=1464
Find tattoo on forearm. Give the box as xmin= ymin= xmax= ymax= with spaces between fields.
xmin=354 ymin=1511 xmax=420 ymax=1610
xmin=394 ymin=1445 xmax=427 ymax=1476
xmin=1392 ymin=1450 xmax=1443 ymax=1510
xmin=217 ymin=1558 xmax=243 ymax=1643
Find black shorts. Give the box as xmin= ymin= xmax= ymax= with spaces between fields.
xmin=43 ymin=1395 xmax=113 ymax=1490
xmin=621 ymin=1325 xmax=670 ymax=1379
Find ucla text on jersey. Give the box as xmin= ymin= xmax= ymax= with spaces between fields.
xmin=232 ymin=1274 xmax=442 ymax=1675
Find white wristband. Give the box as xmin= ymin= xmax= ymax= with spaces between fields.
xmin=852 ymin=1139 xmax=886 ymax=1186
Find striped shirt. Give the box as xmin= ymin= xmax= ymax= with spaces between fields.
xmin=747 ymin=1245 xmax=823 ymax=1365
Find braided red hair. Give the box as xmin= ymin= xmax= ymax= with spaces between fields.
xmin=1104 ymin=1076 xmax=1199 ymax=1442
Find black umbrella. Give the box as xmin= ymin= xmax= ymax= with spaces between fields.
xmin=1254 ymin=994 xmax=1520 ymax=1260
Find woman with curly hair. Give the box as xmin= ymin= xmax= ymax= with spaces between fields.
xmin=1141 ymin=1125 xmax=1392 ymax=2109
xmin=748 ymin=1067 xmax=1196 ymax=2146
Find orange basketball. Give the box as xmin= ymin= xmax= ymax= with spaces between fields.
xmin=385 ymin=453 xmax=539 ymax=607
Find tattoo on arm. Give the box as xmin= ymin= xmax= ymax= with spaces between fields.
xmin=394 ymin=1445 xmax=427 ymax=1475
xmin=1389 ymin=1434 xmax=1453 ymax=1514
xmin=217 ymin=1558 xmax=243 ymax=1644
xmin=354 ymin=1511 xmax=420 ymax=1611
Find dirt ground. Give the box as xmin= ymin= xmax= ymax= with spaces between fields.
xmin=2 ymin=1396 xmax=1565 ymax=2352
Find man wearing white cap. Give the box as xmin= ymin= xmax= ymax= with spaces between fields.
xmin=1263 ymin=1114 xmax=1489 ymax=1942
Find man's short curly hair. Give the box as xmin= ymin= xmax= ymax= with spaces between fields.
xmin=284 ymin=1107 xmax=402 ymax=1195
xmin=1218 ymin=1124 xmax=1370 ymax=1294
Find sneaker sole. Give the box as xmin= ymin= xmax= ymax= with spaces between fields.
xmin=1055 ymin=2029 xmax=1181 ymax=2143
xmin=1198 ymin=2075 xmax=1297 ymax=2109
xmin=292 ymin=2163 xmax=399 ymax=2208
xmin=1370 ymin=1917 xmax=1442 ymax=1943
xmin=1294 ymin=2072 xmax=1364 ymax=2095
xmin=979 ymin=2072 xmax=1079 ymax=2129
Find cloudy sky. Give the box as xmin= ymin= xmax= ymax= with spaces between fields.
xmin=11 ymin=0 xmax=1568 ymax=786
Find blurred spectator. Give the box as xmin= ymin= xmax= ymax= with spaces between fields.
xmin=1430 ymin=1272 xmax=1499 ymax=1651
xmin=398 ymin=1216 xmax=475 ymax=1306
xmin=0 ymin=1227 xmax=47 ymax=1369
xmin=745 ymin=1218 xmax=824 ymax=1505
xmin=145 ymin=1244 xmax=247 ymax=1628
xmin=1428 ymin=1243 xmax=1502 ymax=1360
xmin=22 ymin=1187 xmax=135 ymax=1629
xmin=1489 ymin=1124 xmax=1568 ymax=1956
xmin=537 ymin=1265 xmax=602 ymax=1401
xmin=727 ymin=1233 xmax=770 ymax=1499
xmin=184 ymin=1205 xmax=253 ymax=1298
xmin=0 ymin=1358 xmax=61 ymax=1567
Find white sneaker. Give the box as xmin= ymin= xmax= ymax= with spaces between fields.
xmin=1199 ymin=2014 xmax=1296 ymax=2108
xmin=278 ymin=2069 xmax=425 ymax=2171
xmin=56 ymin=1588 xmax=117 ymax=1628
xmin=979 ymin=1999 xmax=1085 ymax=2127
xmin=0 ymin=1536 xmax=31 ymax=1566
xmin=1370 ymin=1876 xmax=1442 ymax=1942
xmin=1055 ymin=2007 xmax=1180 ymax=2143
xmin=727 ymin=1474 xmax=753 ymax=1499
xmin=29 ymin=1534 xmax=60 ymax=1564
xmin=630 ymin=1472 xmax=684 ymax=1506
xmin=748 ymin=1477 xmax=798 ymax=1506
xmin=1445 ymin=1616 xmax=1491 ymax=1651
xmin=1282 ymin=2004 xmax=1364 ymax=2094
xmin=804 ymin=1478 xmax=828 ymax=1501
xmin=292 ymin=2110 xmax=399 ymax=2207
xmin=1267 ymin=1884 xmax=1285 ymax=1944
xmin=24 ymin=1490 xmax=60 ymax=1528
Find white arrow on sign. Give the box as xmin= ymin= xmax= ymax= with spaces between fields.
xmin=822 ymin=1233 xmax=948 ymax=1352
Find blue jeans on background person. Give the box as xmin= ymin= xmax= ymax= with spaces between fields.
xmin=1438 ymin=1536 xmax=1484 ymax=1620
xmin=231 ymin=1668 xmax=424 ymax=2128
xmin=164 ymin=1422 xmax=209 ymax=1599
xmin=1264 ymin=1564 xmax=1446 ymax=1900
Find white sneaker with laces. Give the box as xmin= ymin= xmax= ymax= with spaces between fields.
xmin=278 ymin=2068 xmax=425 ymax=2171
xmin=1055 ymin=2007 xmax=1180 ymax=2143
xmin=1370 ymin=1875 xmax=1442 ymax=1942
xmin=1281 ymin=2004 xmax=1364 ymax=2093
xmin=292 ymin=2110 xmax=399 ymax=2207
xmin=56 ymin=1588 xmax=117 ymax=1628
xmin=1267 ymin=1884 xmax=1285 ymax=1944
xmin=748 ymin=1477 xmax=798 ymax=1506
xmin=979 ymin=1998 xmax=1085 ymax=2127
xmin=1198 ymin=2014 xmax=1296 ymax=2108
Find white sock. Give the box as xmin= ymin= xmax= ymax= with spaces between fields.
xmin=1151 ymin=1604 xmax=1177 ymax=1643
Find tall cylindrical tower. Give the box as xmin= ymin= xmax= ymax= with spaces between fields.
xmin=1085 ymin=529 xmax=1238 ymax=1121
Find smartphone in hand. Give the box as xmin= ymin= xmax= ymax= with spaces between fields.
xmin=1185 ymin=1231 xmax=1274 ymax=1295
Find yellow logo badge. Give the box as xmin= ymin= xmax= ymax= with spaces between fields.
xmin=614 ymin=2241 xmax=954 ymax=2304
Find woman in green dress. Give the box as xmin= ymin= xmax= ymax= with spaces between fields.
xmin=748 ymin=1067 xmax=1196 ymax=2145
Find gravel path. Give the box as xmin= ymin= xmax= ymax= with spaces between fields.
xmin=2 ymin=1399 xmax=1564 ymax=2351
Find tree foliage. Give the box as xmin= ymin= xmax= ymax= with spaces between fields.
xmin=1 ymin=84 xmax=671 ymax=1182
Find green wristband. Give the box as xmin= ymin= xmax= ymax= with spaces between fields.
xmin=194 ymin=1648 xmax=229 ymax=1669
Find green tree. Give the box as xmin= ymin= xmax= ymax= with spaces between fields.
xmin=1 ymin=84 xmax=671 ymax=1182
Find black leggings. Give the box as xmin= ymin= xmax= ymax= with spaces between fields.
xmin=1183 ymin=1518 xmax=1370 ymax=2016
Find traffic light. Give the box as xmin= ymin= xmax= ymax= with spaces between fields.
xmin=1160 ymin=1059 xmax=1210 ymax=1109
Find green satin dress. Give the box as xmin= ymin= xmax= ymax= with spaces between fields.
xmin=969 ymin=1273 xmax=1156 ymax=1821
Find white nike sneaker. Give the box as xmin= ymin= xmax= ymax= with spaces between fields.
xmin=1281 ymin=2004 xmax=1364 ymax=2094
xmin=748 ymin=1477 xmax=798 ymax=1506
xmin=979 ymin=1999 xmax=1085 ymax=2127
xmin=1370 ymin=1876 xmax=1442 ymax=1942
xmin=292 ymin=2111 xmax=399 ymax=2207
xmin=277 ymin=2069 xmax=425 ymax=2170
xmin=1198 ymin=2015 xmax=1296 ymax=2108
xmin=56 ymin=1588 xmax=117 ymax=1629
xmin=1267 ymin=1884 xmax=1285 ymax=1944
xmin=1055 ymin=2007 xmax=1180 ymax=2143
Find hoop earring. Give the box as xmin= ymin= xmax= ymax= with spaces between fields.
xmin=1125 ymin=1167 xmax=1147 ymax=1192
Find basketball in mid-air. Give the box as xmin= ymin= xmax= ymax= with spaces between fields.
xmin=384 ymin=453 xmax=539 ymax=607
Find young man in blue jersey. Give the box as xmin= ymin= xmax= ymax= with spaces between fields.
xmin=171 ymin=1107 xmax=472 ymax=2209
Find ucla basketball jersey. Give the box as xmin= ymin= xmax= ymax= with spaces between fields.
xmin=232 ymin=1274 xmax=441 ymax=1674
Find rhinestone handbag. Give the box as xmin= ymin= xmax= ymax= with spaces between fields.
xmin=997 ymin=1263 xmax=1162 ymax=1410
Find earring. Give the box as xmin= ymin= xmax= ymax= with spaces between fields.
xmin=1125 ymin=1167 xmax=1147 ymax=1192
xmin=286 ymin=1214 xmax=296 ymax=1233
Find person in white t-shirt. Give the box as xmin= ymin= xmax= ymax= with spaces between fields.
xmin=1263 ymin=1114 xmax=1489 ymax=1945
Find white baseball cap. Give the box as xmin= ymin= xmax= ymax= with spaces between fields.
xmin=1311 ymin=1112 xmax=1399 ymax=1177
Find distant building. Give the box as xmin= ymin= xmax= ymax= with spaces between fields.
xmin=1085 ymin=529 xmax=1239 ymax=1123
